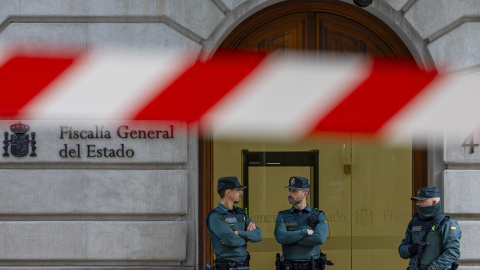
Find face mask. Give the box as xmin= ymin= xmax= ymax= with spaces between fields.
xmin=417 ymin=202 xmax=441 ymax=220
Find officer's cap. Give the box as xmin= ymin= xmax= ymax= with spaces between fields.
xmin=217 ymin=176 xmax=247 ymax=190
xmin=285 ymin=176 xmax=310 ymax=189
xmin=411 ymin=187 xmax=441 ymax=201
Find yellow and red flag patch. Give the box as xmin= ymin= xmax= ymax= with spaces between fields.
xmin=451 ymin=227 xmax=457 ymax=230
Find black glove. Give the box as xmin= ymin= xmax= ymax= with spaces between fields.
xmin=408 ymin=242 xmax=429 ymax=255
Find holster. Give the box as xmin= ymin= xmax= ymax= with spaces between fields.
xmin=319 ymin=252 xmax=334 ymax=269
xmin=276 ymin=253 xmax=281 ymax=270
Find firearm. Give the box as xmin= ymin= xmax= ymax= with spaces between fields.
xmin=206 ymin=263 xmax=215 ymax=270
xmin=276 ymin=253 xmax=281 ymax=270
xmin=413 ymin=242 xmax=430 ymax=270
xmin=320 ymin=252 xmax=334 ymax=269
xmin=310 ymin=254 xmax=315 ymax=270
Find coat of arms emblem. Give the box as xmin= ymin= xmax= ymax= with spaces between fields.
xmin=3 ymin=122 xmax=37 ymax=157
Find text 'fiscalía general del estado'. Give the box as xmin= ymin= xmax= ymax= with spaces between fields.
xmin=59 ymin=125 xmax=174 ymax=158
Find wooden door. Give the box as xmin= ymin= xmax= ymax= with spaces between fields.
xmin=219 ymin=1 xmax=411 ymax=59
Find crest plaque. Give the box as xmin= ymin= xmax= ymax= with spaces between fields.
xmin=3 ymin=122 xmax=37 ymax=157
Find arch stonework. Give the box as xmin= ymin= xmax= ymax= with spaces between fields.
xmin=203 ymin=0 xmax=432 ymax=69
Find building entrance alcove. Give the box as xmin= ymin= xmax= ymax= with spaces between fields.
xmin=199 ymin=1 xmax=428 ymax=269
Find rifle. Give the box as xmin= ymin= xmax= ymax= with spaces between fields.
xmin=412 ymin=214 xmax=442 ymax=270
xmin=413 ymin=242 xmax=430 ymax=270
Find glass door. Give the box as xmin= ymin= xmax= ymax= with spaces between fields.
xmin=212 ymin=137 xmax=412 ymax=270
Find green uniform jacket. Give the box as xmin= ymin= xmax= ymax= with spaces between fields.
xmin=274 ymin=205 xmax=329 ymax=261
xmin=398 ymin=214 xmax=462 ymax=270
xmin=206 ymin=203 xmax=262 ymax=262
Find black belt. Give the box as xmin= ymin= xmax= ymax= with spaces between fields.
xmin=290 ymin=262 xmax=312 ymax=270
xmin=283 ymin=260 xmax=322 ymax=270
xmin=214 ymin=259 xmax=248 ymax=270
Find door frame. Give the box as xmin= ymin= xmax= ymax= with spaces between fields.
xmin=198 ymin=0 xmax=428 ymax=267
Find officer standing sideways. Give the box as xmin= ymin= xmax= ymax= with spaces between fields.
xmin=399 ymin=187 xmax=462 ymax=270
xmin=274 ymin=176 xmax=330 ymax=270
xmin=206 ymin=176 xmax=262 ymax=270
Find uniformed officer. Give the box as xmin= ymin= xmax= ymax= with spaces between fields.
xmin=274 ymin=176 xmax=329 ymax=270
xmin=206 ymin=176 xmax=262 ymax=270
xmin=399 ymin=187 xmax=462 ymax=270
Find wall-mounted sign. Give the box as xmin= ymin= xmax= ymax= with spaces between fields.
xmin=0 ymin=121 xmax=187 ymax=164
xmin=3 ymin=122 xmax=37 ymax=157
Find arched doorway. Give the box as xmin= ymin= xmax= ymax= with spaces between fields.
xmin=199 ymin=1 xmax=427 ymax=269
xmin=218 ymin=0 xmax=412 ymax=59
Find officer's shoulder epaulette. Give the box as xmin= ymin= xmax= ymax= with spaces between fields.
xmin=438 ymin=214 xmax=453 ymax=226
xmin=206 ymin=208 xmax=224 ymax=229
xmin=310 ymin=208 xmax=325 ymax=216
xmin=235 ymin=207 xmax=246 ymax=215
xmin=441 ymin=214 xmax=452 ymax=220
xmin=436 ymin=213 xmax=447 ymax=222
xmin=280 ymin=209 xmax=292 ymax=217
xmin=211 ymin=208 xmax=224 ymax=215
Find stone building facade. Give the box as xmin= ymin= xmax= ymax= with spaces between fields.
xmin=0 ymin=0 xmax=479 ymax=269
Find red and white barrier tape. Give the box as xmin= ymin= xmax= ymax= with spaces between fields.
xmin=1 ymin=49 xmax=479 ymax=141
